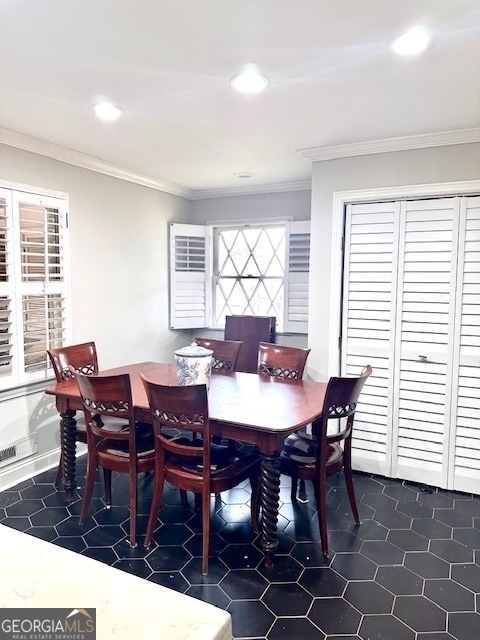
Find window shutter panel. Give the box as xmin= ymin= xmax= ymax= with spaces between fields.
xmin=393 ymin=198 xmax=460 ymax=488
xmin=0 ymin=190 xmax=13 ymax=378
xmin=342 ymin=201 xmax=400 ymax=477
xmin=169 ymin=223 xmax=209 ymax=329
xmin=283 ymin=220 xmax=310 ymax=333
xmin=0 ymin=186 xmax=69 ymax=389
xmin=450 ymin=195 xmax=480 ymax=493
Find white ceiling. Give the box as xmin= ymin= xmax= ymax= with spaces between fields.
xmin=1 ymin=1 xmax=479 ymax=199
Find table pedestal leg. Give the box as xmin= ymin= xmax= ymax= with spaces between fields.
xmin=260 ymin=454 xmax=281 ymax=567
xmin=60 ymin=410 xmax=77 ymax=502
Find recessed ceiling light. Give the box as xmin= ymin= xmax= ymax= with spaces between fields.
xmin=389 ymin=26 xmax=432 ymax=55
xmin=230 ymin=70 xmax=269 ymax=94
xmin=90 ymin=102 xmax=123 ymax=121
xmin=235 ymin=172 xmax=255 ymax=179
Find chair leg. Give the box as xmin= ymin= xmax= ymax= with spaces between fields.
xmin=194 ymin=492 xmax=202 ymax=513
xmin=315 ymin=474 xmax=329 ymax=558
xmin=55 ymin=453 xmax=64 ymax=488
xmin=103 ymin=468 xmax=112 ymax=507
xmin=290 ymin=475 xmax=299 ymax=504
xmin=180 ymin=489 xmax=190 ymax=511
xmin=343 ymin=447 xmax=360 ymax=525
xmin=201 ymin=490 xmax=210 ymax=576
xmin=144 ymin=464 xmax=164 ymax=548
xmin=128 ymin=468 xmax=138 ymax=548
xmin=79 ymin=451 xmax=97 ymax=525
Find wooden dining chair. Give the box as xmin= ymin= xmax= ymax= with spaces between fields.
xmin=194 ymin=337 xmax=243 ymax=372
xmin=140 ymin=377 xmax=261 ymax=575
xmin=257 ymin=342 xmax=311 ymax=380
xmin=47 ymin=342 xmax=99 ymax=487
xmin=280 ymin=365 xmax=372 ymax=558
xmin=74 ymin=371 xmax=156 ymax=548
xmin=195 ymin=337 xmax=244 ymax=450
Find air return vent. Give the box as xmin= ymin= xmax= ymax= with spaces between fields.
xmin=0 ymin=434 xmax=38 ymax=468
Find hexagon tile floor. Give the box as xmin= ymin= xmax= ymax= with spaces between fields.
xmin=1 ymin=458 xmax=479 ymax=640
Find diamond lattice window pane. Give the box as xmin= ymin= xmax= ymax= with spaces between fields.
xmin=214 ymin=225 xmax=286 ymax=329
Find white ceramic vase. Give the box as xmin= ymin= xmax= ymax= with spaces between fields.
xmin=175 ymin=342 xmax=214 ymax=389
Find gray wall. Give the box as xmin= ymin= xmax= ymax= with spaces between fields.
xmin=191 ymin=189 xmax=311 ymax=223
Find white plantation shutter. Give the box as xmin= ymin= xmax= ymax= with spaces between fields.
xmin=450 ymin=196 xmax=480 ymax=493
xmin=0 ymin=189 xmax=13 ymax=378
xmin=342 ymin=201 xmax=399 ymax=476
xmin=342 ymin=194 xmax=480 ymax=493
xmin=169 ymin=223 xmax=209 ymax=329
xmin=284 ymin=220 xmax=310 ymax=333
xmin=393 ymin=198 xmax=459 ymax=487
xmin=0 ymin=187 xmax=69 ymax=390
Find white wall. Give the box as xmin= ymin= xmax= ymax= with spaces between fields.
xmin=308 ymin=141 xmax=480 ymax=382
xmin=0 ymin=144 xmax=191 ymax=488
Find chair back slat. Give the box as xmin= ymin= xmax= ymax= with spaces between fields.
xmin=194 ymin=337 xmax=243 ymax=372
xmin=73 ymin=371 xmax=135 ymax=442
xmin=320 ymin=365 xmax=372 ymax=443
xmin=141 ymin=378 xmax=210 ymax=463
xmin=257 ymin=342 xmax=310 ymax=379
xmin=47 ymin=342 xmax=98 ymax=381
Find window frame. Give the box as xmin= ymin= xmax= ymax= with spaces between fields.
xmin=169 ymin=218 xmax=310 ymax=334
xmin=0 ymin=181 xmax=71 ymax=392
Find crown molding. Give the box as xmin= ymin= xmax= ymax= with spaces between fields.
xmin=0 ymin=127 xmax=194 ymax=199
xmin=297 ymin=127 xmax=480 ymax=162
xmin=189 ymin=180 xmax=311 ymax=200
xmin=0 ymin=127 xmax=311 ymax=200
xmin=9 ymin=125 xmax=477 ymax=200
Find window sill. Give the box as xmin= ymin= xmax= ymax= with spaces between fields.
xmin=0 ymin=378 xmax=56 ymax=402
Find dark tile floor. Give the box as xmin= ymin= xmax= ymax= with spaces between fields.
xmin=1 ymin=457 xmax=479 ymax=640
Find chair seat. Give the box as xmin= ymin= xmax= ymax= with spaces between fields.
xmin=175 ymin=451 xmax=259 ymax=478
xmin=280 ymin=440 xmax=340 ymax=471
xmin=102 ymin=424 xmax=155 ymax=459
xmin=166 ymin=452 xmax=260 ymax=502
xmin=281 ymin=432 xmax=317 ymax=464
xmin=76 ymin=414 xmax=129 ymax=434
xmin=169 ymin=436 xmax=257 ymax=477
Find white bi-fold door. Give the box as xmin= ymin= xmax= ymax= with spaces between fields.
xmin=341 ymin=195 xmax=479 ymax=493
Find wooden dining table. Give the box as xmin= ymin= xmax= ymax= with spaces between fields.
xmin=45 ymin=361 xmax=326 ymax=567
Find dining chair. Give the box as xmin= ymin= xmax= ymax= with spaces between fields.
xmin=194 ymin=337 xmax=243 ymax=372
xmin=73 ymin=370 xmax=156 ymax=548
xmin=140 ymin=377 xmax=261 ymax=575
xmin=47 ymin=342 xmax=99 ymax=487
xmin=256 ymin=341 xmax=312 ymax=500
xmin=195 ymin=337 xmax=245 ymax=451
xmin=280 ymin=364 xmax=372 ymax=557
xmin=257 ymin=342 xmax=311 ymax=380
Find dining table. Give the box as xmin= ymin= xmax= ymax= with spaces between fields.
xmin=45 ymin=361 xmax=326 ymax=567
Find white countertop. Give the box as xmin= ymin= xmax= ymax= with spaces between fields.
xmin=0 ymin=524 xmax=232 ymax=640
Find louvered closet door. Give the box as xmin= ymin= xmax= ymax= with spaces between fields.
xmin=450 ymin=196 xmax=480 ymax=494
xmin=393 ymin=198 xmax=460 ymax=488
xmin=342 ymin=202 xmax=400 ymax=477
